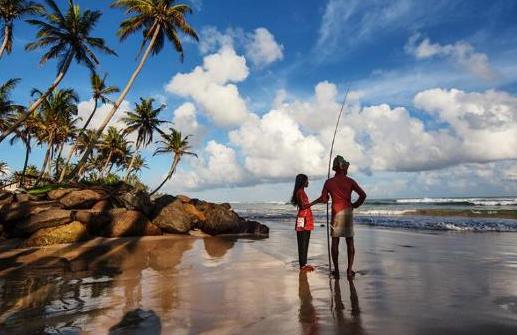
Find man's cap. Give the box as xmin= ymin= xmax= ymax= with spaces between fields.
xmin=332 ymin=155 xmax=349 ymax=171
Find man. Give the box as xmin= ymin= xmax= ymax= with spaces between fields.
xmin=312 ymin=155 xmax=366 ymax=278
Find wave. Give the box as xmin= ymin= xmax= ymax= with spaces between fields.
xmin=354 ymin=216 xmax=517 ymax=232
xmin=396 ymin=198 xmax=517 ymax=206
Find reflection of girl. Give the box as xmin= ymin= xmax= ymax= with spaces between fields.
xmin=291 ymin=174 xmax=315 ymax=271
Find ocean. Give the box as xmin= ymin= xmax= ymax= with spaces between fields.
xmin=231 ymin=197 xmax=517 ymax=232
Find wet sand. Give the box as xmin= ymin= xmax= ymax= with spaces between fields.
xmin=1 ymin=225 xmax=517 ymax=334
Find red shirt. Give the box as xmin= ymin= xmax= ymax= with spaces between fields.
xmin=321 ymin=174 xmax=364 ymax=214
xmin=296 ymin=189 xmax=314 ymax=231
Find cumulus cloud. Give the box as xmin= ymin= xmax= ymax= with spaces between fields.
xmin=166 ymin=45 xmax=251 ymax=127
xmin=244 ymin=28 xmax=284 ymax=67
xmin=172 ymin=140 xmax=247 ymax=191
xmin=171 ymin=102 xmax=203 ymax=146
xmin=406 ymin=34 xmax=497 ymax=80
xmin=414 ymin=88 xmax=517 ymax=162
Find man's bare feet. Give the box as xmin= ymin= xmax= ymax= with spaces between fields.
xmin=331 ymin=269 xmax=340 ymax=279
xmin=347 ymin=269 xmax=356 ymax=278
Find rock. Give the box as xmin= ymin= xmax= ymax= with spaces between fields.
xmin=152 ymin=197 xmax=201 ymax=234
xmin=47 ymin=188 xmax=78 ymax=200
xmin=73 ymin=210 xmax=112 ymax=232
xmin=104 ymin=210 xmax=160 ymax=237
xmin=14 ymin=209 xmax=73 ymax=236
xmin=108 ymin=308 xmax=162 ymax=335
xmin=0 ymin=191 xmax=13 ymax=202
xmin=143 ymin=222 xmax=162 ymax=236
xmin=59 ymin=189 xmax=106 ymax=209
xmin=22 ymin=221 xmax=89 ymax=247
xmin=91 ymin=200 xmax=112 ymax=212
xmin=3 ymin=201 xmax=62 ymax=223
xmin=15 ymin=193 xmax=30 ymax=203
xmin=176 ymin=195 xmax=191 ymax=203
xmin=183 ymin=203 xmax=206 ymax=222
xmin=237 ymin=220 xmax=269 ymax=236
xmin=118 ymin=190 xmax=153 ymax=216
xmin=196 ymin=203 xmax=241 ymax=235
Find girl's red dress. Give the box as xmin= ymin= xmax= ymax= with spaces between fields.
xmin=296 ymin=189 xmax=314 ymax=231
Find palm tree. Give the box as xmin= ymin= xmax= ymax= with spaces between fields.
xmin=9 ymin=110 xmax=38 ymax=186
xmin=32 ymin=88 xmax=78 ymax=184
xmin=0 ymin=78 xmax=23 ymax=132
xmin=97 ymin=126 xmax=130 ymax=177
xmin=150 ymin=128 xmax=196 ymax=196
xmin=125 ymin=153 xmax=148 ymax=177
xmin=121 ymin=97 xmax=166 ymax=180
xmin=58 ymin=72 xmax=119 ymax=182
xmin=0 ymin=0 xmax=43 ymax=58
xmin=0 ymin=161 xmax=9 ymax=177
xmin=72 ymin=0 xmax=198 ymax=177
xmin=0 ymin=0 xmax=116 ymax=143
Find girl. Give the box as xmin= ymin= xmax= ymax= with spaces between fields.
xmin=291 ymin=174 xmax=315 ymax=271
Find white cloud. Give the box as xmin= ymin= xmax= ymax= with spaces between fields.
xmin=171 ymin=102 xmax=203 ymax=146
xmin=171 ymin=140 xmax=247 ymax=191
xmin=316 ymin=0 xmax=446 ymax=58
xmin=244 ymin=28 xmax=284 ymax=67
xmin=166 ymin=45 xmax=252 ymax=127
xmin=406 ymin=34 xmax=497 ymax=80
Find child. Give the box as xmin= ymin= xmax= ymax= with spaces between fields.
xmin=291 ymin=174 xmax=315 ymax=272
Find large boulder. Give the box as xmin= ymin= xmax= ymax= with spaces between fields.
xmin=47 ymin=188 xmax=78 ymax=200
xmin=117 ymin=190 xmax=153 ymax=216
xmin=91 ymin=200 xmax=112 ymax=212
xmin=2 ymin=200 xmax=61 ymax=222
xmin=14 ymin=209 xmax=73 ymax=236
xmin=152 ymin=196 xmax=202 ymax=234
xmin=22 ymin=221 xmax=89 ymax=247
xmin=104 ymin=209 xmax=161 ymax=237
xmin=196 ymin=203 xmax=242 ymax=235
xmin=59 ymin=189 xmax=107 ymax=209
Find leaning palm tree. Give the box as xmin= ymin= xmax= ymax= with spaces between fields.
xmin=97 ymin=126 xmax=130 ymax=177
xmin=121 ymin=97 xmax=166 ymax=180
xmin=0 ymin=78 xmax=23 ymax=132
xmin=72 ymin=0 xmax=198 ymax=178
xmin=58 ymin=72 xmax=119 ymax=182
xmin=0 ymin=0 xmax=116 ymax=143
xmin=9 ymin=110 xmax=38 ymax=186
xmin=32 ymin=88 xmax=79 ymax=184
xmin=0 ymin=0 xmax=43 ymax=58
xmin=0 ymin=161 xmax=9 ymax=177
xmin=150 ymin=128 xmax=196 ymax=196
xmin=125 ymin=153 xmax=148 ymax=177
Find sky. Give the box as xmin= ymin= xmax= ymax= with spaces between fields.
xmin=1 ymin=0 xmax=517 ymax=202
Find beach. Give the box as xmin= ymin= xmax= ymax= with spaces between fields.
xmin=1 ymin=221 xmax=517 ymax=334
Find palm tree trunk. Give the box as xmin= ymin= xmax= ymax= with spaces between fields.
xmin=0 ymin=24 xmax=11 ymax=59
xmin=0 ymin=51 xmax=74 ymax=143
xmin=20 ymin=135 xmax=31 ymax=187
xmin=101 ymin=151 xmax=113 ymax=177
xmin=124 ymin=147 xmax=139 ymax=181
xmin=58 ymin=99 xmax=98 ymax=182
xmin=71 ymin=23 xmax=161 ymax=178
xmin=36 ymin=136 xmax=54 ymax=186
xmin=55 ymin=143 xmax=64 ymax=177
xmin=150 ymin=155 xmax=179 ymax=196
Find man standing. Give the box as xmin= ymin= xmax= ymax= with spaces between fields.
xmin=312 ymin=155 xmax=367 ymax=278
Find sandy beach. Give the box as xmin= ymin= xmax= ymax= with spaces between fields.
xmin=1 ymin=223 xmax=517 ymax=334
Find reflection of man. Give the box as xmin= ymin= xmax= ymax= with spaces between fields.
xmin=332 ymin=279 xmax=364 ymax=334
xmin=312 ymin=156 xmax=366 ymax=278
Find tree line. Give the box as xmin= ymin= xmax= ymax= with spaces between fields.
xmin=0 ymin=0 xmax=199 ymax=195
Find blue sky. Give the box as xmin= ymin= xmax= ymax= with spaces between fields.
xmin=1 ymin=0 xmax=517 ymax=201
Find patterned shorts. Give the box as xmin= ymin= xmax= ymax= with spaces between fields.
xmin=331 ymin=209 xmax=354 ymax=238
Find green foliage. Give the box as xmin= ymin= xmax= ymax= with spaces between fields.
xmin=27 ymin=183 xmax=67 ymax=195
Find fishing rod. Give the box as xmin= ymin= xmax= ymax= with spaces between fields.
xmin=326 ymin=87 xmax=350 ymax=275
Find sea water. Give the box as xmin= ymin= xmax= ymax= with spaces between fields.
xmin=231 ymin=197 xmax=517 ymax=232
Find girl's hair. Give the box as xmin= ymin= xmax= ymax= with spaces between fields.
xmin=291 ymin=174 xmax=308 ymax=206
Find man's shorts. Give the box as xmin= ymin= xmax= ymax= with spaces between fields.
xmin=331 ymin=208 xmax=354 ymax=238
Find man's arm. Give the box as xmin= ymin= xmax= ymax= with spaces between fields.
xmin=351 ymin=181 xmax=367 ymax=209
xmin=310 ymin=182 xmax=329 ymax=206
